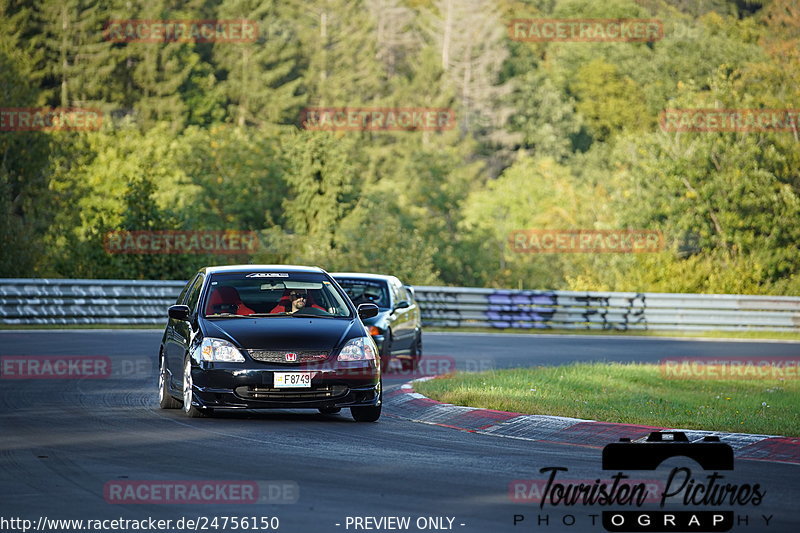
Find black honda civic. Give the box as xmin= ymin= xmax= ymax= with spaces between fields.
xmin=158 ymin=265 xmax=382 ymax=421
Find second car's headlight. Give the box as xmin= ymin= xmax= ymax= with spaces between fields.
xmin=199 ymin=337 xmax=245 ymax=362
xmin=337 ymin=336 xmax=377 ymax=361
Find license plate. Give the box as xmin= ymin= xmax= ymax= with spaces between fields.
xmin=274 ymin=372 xmax=313 ymax=388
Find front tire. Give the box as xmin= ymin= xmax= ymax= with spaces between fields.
xmin=404 ymin=333 xmax=422 ymax=371
xmin=182 ymin=358 xmax=210 ymax=418
xmin=411 ymin=333 xmax=422 ymax=370
xmin=380 ymin=331 xmax=392 ymax=372
xmin=351 ymin=382 xmax=382 ymax=422
xmin=351 ymin=404 xmax=381 ymax=422
xmin=158 ymin=354 xmax=181 ymax=409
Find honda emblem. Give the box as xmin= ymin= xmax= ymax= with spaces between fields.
xmin=285 ymin=352 xmax=297 ymax=362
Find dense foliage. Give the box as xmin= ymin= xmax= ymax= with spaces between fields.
xmin=1 ymin=0 xmax=798 ymax=293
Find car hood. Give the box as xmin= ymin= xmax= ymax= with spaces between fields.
xmin=201 ymin=317 xmax=360 ymax=352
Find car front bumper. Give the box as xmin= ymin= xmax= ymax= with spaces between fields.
xmin=189 ymin=361 xmax=381 ymax=409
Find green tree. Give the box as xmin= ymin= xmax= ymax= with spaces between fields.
xmin=214 ymin=0 xmax=306 ymax=128
xmin=46 ymin=124 xmax=199 ymax=278
xmin=117 ymin=0 xmax=219 ymax=129
xmin=36 ymin=0 xmax=120 ymax=109
xmin=0 ymin=3 xmax=52 ymax=276
xmin=180 ymin=125 xmax=287 ymax=231
xmin=280 ymin=131 xmax=360 ymax=261
xmin=328 ymin=192 xmax=441 ymax=285
xmin=421 ymin=0 xmax=510 ymax=142
xmin=570 ymin=58 xmax=653 ymax=142
xmin=460 ymin=155 xmax=603 ymax=288
xmin=508 ymin=69 xmax=582 ymax=160
xmin=297 ymin=0 xmax=385 ymax=105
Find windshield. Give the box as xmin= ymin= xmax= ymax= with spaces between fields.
xmin=335 ymin=278 xmax=390 ymax=309
xmin=203 ymin=272 xmax=352 ymax=318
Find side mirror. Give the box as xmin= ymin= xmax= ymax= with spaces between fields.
xmin=357 ymin=303 xmax=379 ymax=320
xmin=394 ymin=301 xmax=410 ymax=311
xmin=168 ymin=304 xmax=191 ymax=321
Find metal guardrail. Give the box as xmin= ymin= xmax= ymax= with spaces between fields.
xmin=1 ymin=279 xmax=799 ymax=331
xmin=414 ymin=287 xmax=800 ymax=332
xmin=0 ymin=279 xmax=184 ymax=325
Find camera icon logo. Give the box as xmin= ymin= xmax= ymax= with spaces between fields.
xmin=603 ymin=431 xmax=734 ymax=471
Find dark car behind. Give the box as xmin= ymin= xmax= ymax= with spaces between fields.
xmin=331 ymin=273 xmax=422 ymax=371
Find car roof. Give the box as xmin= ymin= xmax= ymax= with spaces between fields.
xmin=331 ymin=272 xmax=399 ymax=283
xmin=202 ymin=264 xmax=326 ymax=275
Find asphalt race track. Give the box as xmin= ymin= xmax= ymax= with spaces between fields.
xmin=1 ymin=330 xmax=798 ymax=533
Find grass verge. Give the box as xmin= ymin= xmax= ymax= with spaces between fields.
xmin=413 ymin=362 xmax=800 ymax=437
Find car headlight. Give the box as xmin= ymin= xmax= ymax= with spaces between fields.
xmin=337 ymin=336 xmax=377 ymax=361
xmin=198 ymin=337 xmax=245 ymax=362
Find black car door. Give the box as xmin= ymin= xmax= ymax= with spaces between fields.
xmin=389 ymin=280 xmax=414 ymax=350
xmin=166 ymin=274 xmax=203 ymax=389
xmin=163 ymin=277 xmax=192 ymax=360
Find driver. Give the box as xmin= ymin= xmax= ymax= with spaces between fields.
xmin=287 ymin=289 xmax=307 ymax=314
xmin=269 ymin=288 xmax=327 ymax=314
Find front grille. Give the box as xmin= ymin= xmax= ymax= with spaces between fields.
xmin=235 ymin=385 xmax=348 ymax=401
xmin=246 ymin=350 xmax=329 ymax=364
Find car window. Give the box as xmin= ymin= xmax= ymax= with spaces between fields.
xmin=395 ymin=284 xmax=410 ymax=305
xmin=176 ymin=276 xmax=194 ymax=305
xmin=405 ymin=286 xmax=416 ymax=304
xmin=335 ymin=279 xmax=390 ymax=309
xmin=389 ymin=281 xmax=405 ymax=306
xmin=185 ymin=275 xmax=205 ymax=313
